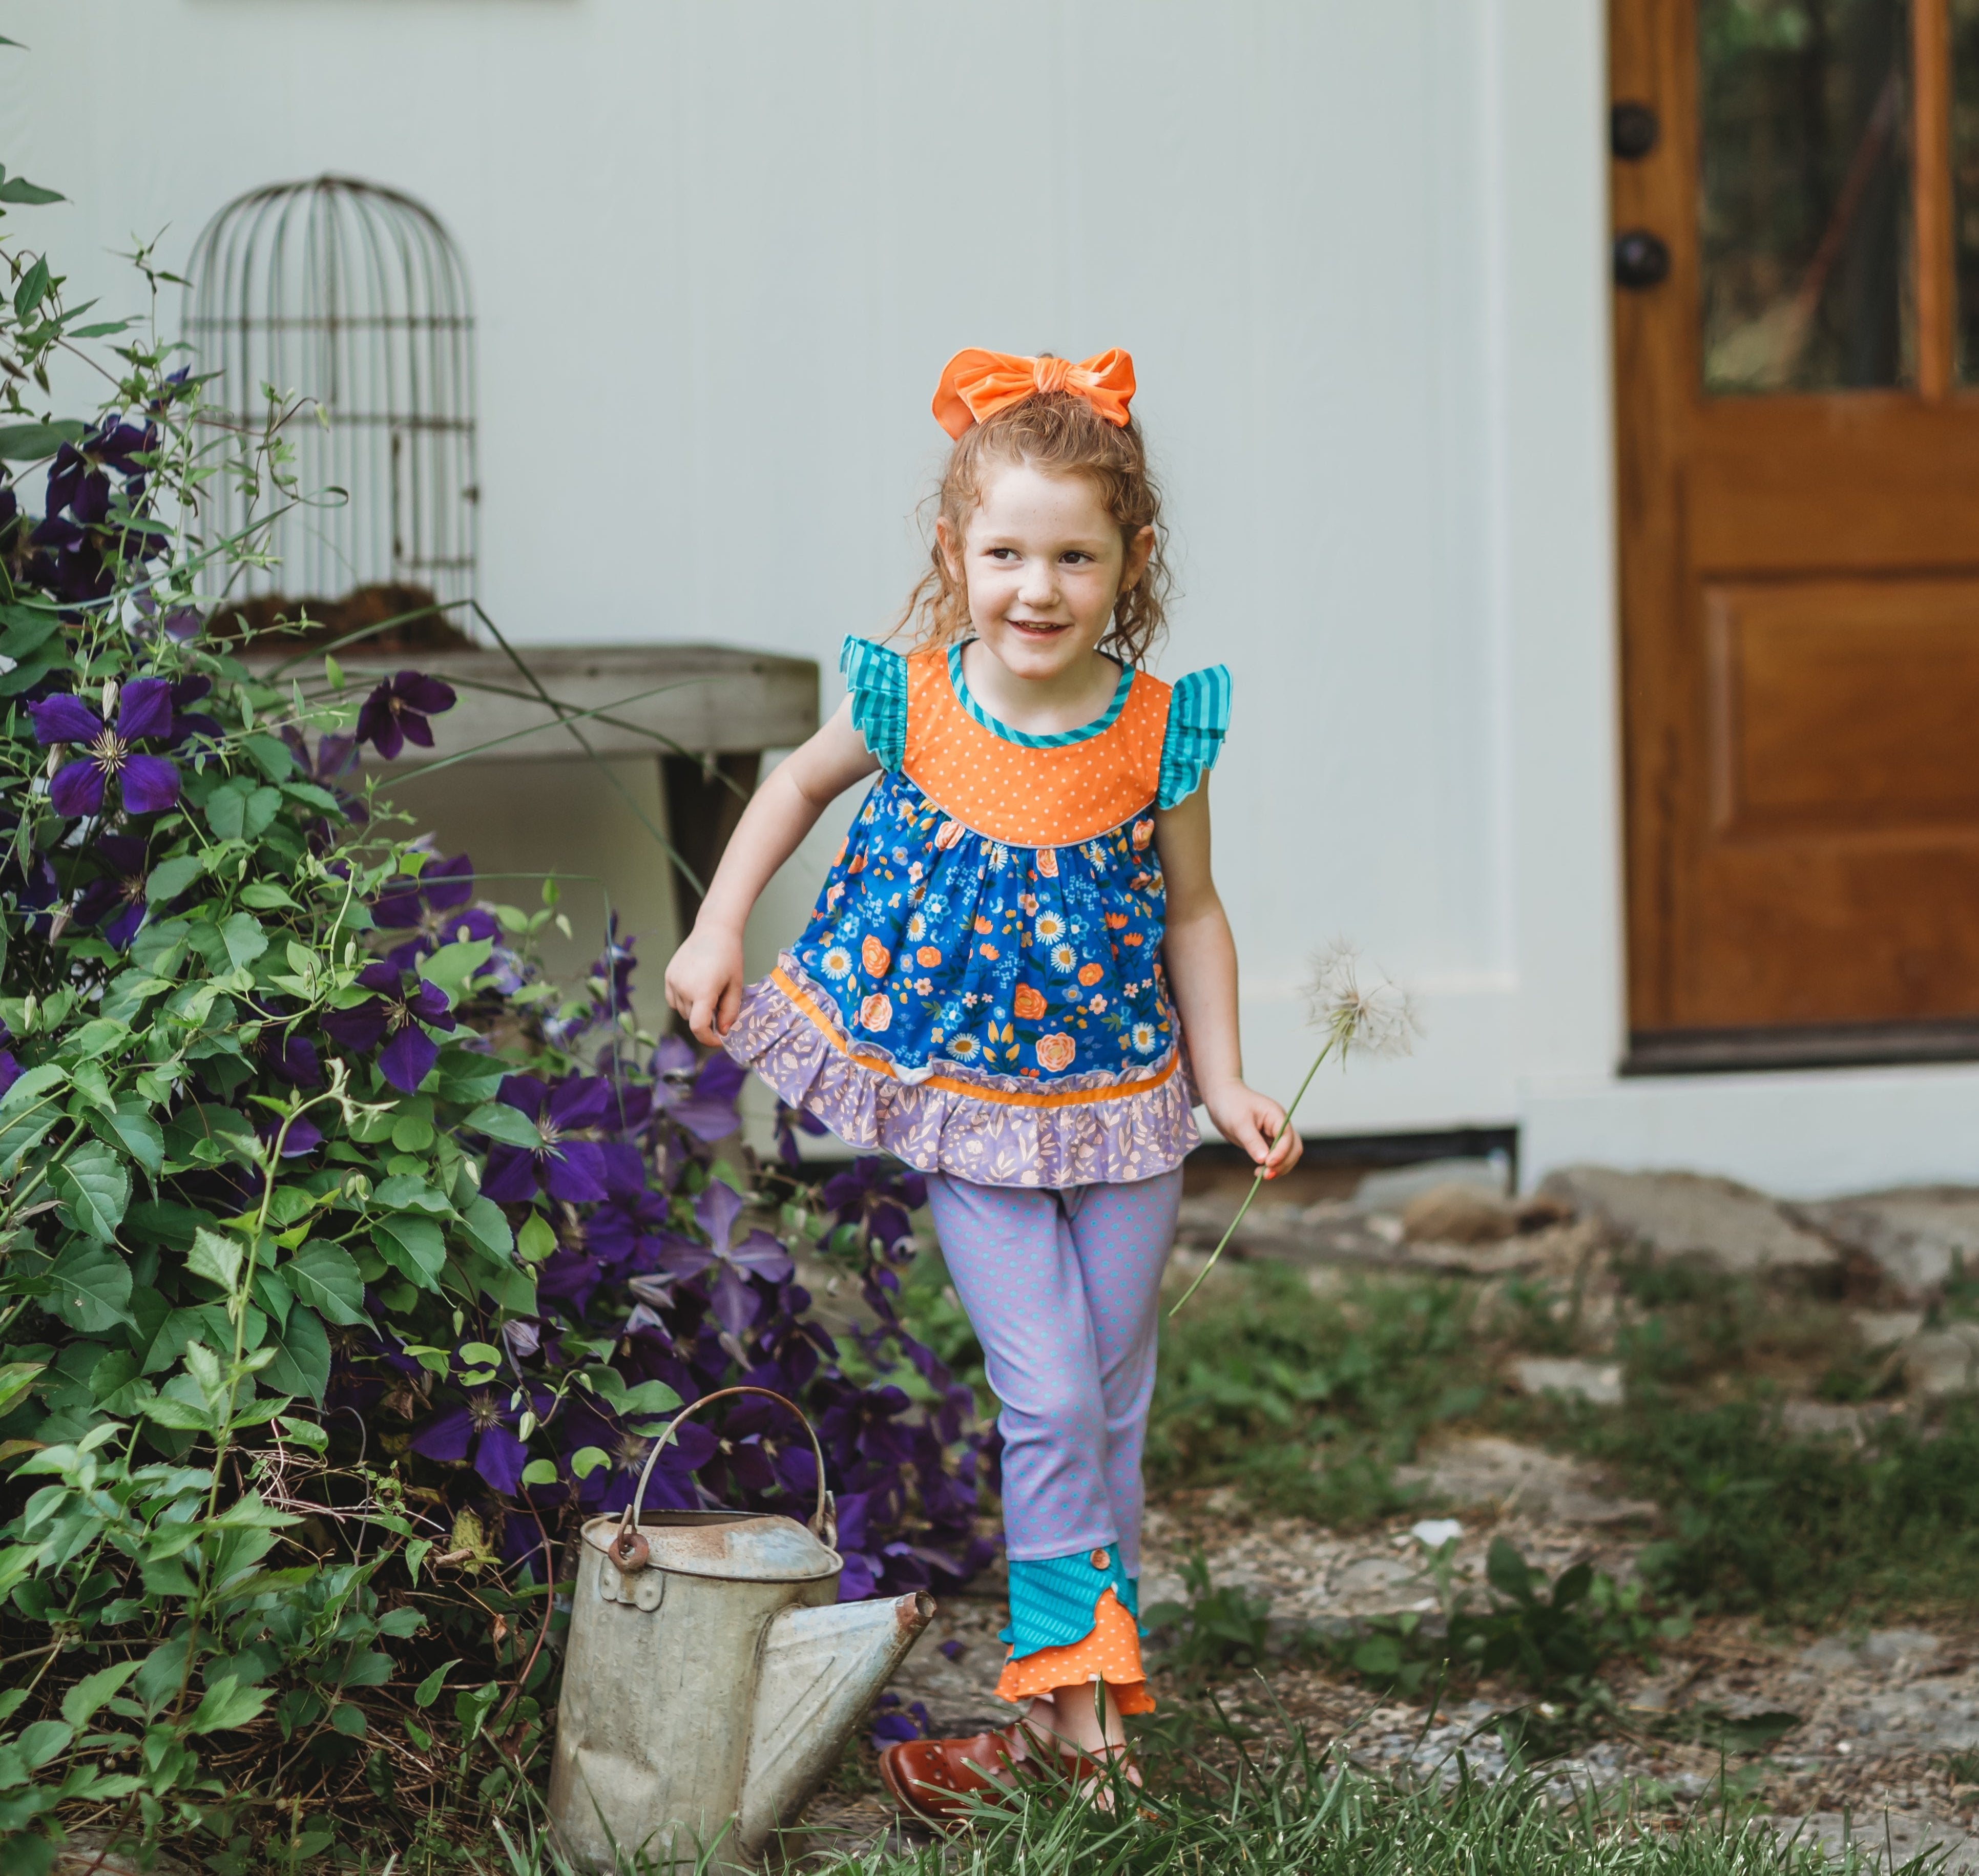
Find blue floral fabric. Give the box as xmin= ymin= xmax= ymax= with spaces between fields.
xmin=794 ymin=769 xmax=1177 ymax=1089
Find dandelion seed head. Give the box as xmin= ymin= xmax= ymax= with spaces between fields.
xmin=1304 ymin=938 xmax=1422 ymax=1061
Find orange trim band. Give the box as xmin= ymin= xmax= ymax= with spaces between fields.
xmin=769 ymin=966 xmax=1179 ymax=1110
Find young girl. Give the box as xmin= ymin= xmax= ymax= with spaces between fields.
xmin=663 ymin=347 xmax=1299 ymax=1817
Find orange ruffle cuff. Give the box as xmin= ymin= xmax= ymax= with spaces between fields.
xmin=994 ymin=1588 xmax=1157 ymax=1714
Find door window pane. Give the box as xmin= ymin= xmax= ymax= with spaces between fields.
xmin=1699 ymin=0 xmax=1913 ymax=394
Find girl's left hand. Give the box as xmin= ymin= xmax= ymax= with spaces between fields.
xmin=1201 ymin=1082 xmax=1303 ymax=1180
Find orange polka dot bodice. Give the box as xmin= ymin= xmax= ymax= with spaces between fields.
xmin=903 ymin=645 xmax=1170 ymax=848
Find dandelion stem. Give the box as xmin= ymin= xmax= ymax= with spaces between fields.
xmin=1167 ymin=1026 xmax=1343 ymax=1318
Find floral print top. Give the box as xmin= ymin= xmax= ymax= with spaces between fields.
xmin=724 ymin=637 xmax=1230 ymax=1186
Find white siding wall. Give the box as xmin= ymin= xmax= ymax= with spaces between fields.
xmin=26 ymin=1 xmax=1951 ymax=1197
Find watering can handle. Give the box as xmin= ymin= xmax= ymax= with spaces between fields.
xmin=614 ymin=1385 xmax=836 ymax=1571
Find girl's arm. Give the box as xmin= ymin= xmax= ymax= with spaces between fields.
xmin=664 ymin=700 xmax=879 ymax=1045
xmin=1155 ymin=782 xmax=1303 ymax=1178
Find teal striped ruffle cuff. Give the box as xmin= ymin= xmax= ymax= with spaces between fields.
xmin=1156 ymin=664 xmax=1231 ymax=809
xmin=840 ymin=635 xmax=907 ymax=772
xmin=998 ymin=1547 xmax=1142 ymax=1660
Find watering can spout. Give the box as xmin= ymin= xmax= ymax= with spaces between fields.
xmin=739 ymin=1590 xmax=937 ymax=1849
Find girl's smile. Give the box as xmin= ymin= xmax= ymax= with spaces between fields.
xmin=936 ymin=460 xmax=1154 ymax=735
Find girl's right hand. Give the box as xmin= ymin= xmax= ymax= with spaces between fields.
xmin=663 ymin=926 xmax=746 ymax=1046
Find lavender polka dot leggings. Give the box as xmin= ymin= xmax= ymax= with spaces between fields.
xmin=926 ymin=1168 xmax=1185 ymax=1577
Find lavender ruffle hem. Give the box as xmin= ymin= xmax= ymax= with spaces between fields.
xmin=725 ymin=954 xmax=1199 ymax=1189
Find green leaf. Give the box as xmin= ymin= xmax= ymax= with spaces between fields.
xmin=0 ymin=1360 xmax=44 ymax=1419
xmin=189 ymin=1674 xmax=267 ymax=1735
xmin=418 ymin=937 xmax=493 ymax=1004
xmin=1486 ymin=1536 xmax=1535 ymax=1606
xmin=188 ymin=1226 xmax=245 ymax=1294
xmin=12 ymin=256 xmax=48 ymax=320
xmin=516 ymin=1213 xmax=556 ymax=1264
xmin=55 ymin=1141 xmax=130 ymax=1241
xmin=413 ymin=1659 xmax=459 ymax=1710
xmin=0 ymin=417 xmax=81 ymax=458
xmin=46 ymin=1240 xmax=132 ymax=1332
xmin=464 ymin=1101 xmax=539 ymax=1149
xmin=569 ymin=1445 xmax=610 ymax=1480
xmin=373 ymin=1174 xmax=452 ymax=1215
xmin=99 ymin=1106 xmax=164 ymax=1179
xmin=0 ymin=176 xmax=65 ymax=205
xmin=277 ymin=1414 xmax=329 ymax=1452
xmin=239 ymin=881 xmax=297 ymax=910
xmin=375 ymin=1216 xmax=447 ymax=1292
xmin=390 ymin=1113 xmax=434 ymax=1152
xmin=15 ymin=1718 xmax=73 ymax=1769
xmin=0 ymin=1062 xmax=65 ymax=1112
xmin=283 ymin=1241 xmax=367 ymax=1326
xmin=219 ymin=912 xmax=268 ymax=970
xmin=460 ymin=1195 xmax=513 ymax=1260
xmin=60 ymin=1659 xmax=140 ymax=1731
xmin=242 ymin=733 xmax=296 ymax=781
xmin=520 ymin=1457 xmax=559 ymax=1487
xmin=262 ymin=1304 xmax=330 ymax=1404
xmin=144 ymin=853 xmax=205 ymax=903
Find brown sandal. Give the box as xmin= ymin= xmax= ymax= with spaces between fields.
xmin=876 ymin=1722 xmax=1100 ymax=1827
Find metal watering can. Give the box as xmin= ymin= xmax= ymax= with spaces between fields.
xmin=548 ymin=1387 xmax=936 ymax=1872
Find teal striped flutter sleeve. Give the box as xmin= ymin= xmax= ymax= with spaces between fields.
xmin=839 ymin=635 xmax=907 ymax=772
xmin=1156 ymin=664 xmax=1232 ymax=808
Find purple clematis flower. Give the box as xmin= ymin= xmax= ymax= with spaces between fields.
xmin=373 ymin=854 xmax=498 ymax=970
xmin=0 ymin=1051 xmax=20 ymax=1101
xmin=29 ymin=679 xmax=180 ymax=818
xmin=409 ymin=1385 xmax=541 ymax=1495
xmin=245 ymin=996 xmax=322 ymax=1086
xmin=320 ymin=961 xmax=455 ymax=1093
xmin=73 ymin=833 xmax=151 ymax=948
xmin=658 ymin=1180 xmax=794 ymax=1339
xmin=355 ymin=670 xmax=456 ymax=761
xmin=256 ymin=1110 xmax=323 ymax=1159
xmin=480 ymin=1074 xmax=613 ymax=1204
xmin=652 ymin=1036 xmax=747 ymax=1142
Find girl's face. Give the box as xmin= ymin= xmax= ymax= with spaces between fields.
xmin=938 ymin=461 xmax=1154 ymax=683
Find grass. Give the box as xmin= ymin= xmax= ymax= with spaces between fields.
xmin=1121 ymin=1240 xmax=1979 ymax=1628
xmin=442 ymin=1729 xmax=1928 ymax=1876
xmin=1145 ymin=1263 xmax=1490 ymax=1524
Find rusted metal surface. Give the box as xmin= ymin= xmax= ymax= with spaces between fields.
xmin=547 ymin=1396 xmax=933 ymax=1873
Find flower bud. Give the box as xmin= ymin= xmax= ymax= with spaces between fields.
xmin=342 ymin=1171 xmax=372 ymax=1205
xmin=101 ymin=679 xmax=118 ymax=719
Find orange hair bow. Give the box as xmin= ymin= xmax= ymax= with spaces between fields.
xmin=931 ymin=348 xmax=1136 ymax=440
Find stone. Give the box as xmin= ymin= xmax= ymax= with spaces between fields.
xmin=1852 ymin=1307 xmax=1927 ymax=1349
xmin=1792 ymin=1186 xmax=1979 ymax=1301
xmin=1899 ymin=1323 xmax=1979 ymax=1399
xmin=1779 ymin=1399 xmax=1895 ymax=1443
xmin=1173 ymin=1196 xmax=1406 ymax=1270
xmin=1401 ymin=1183 xmax=1518 ymax=1245
xmin=1538 ymin=1165 xmax=1838 ymax=1276
xmin=1509 ymin=1357 xmax=1625 ymax=1407
xmin=1403 ymin=1434 xmax=1656 ymax=1524
xmin=1356 ymin=1156 xmax=1509 ymax=1212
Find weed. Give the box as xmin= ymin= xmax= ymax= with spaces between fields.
xmin=1561 ymin=1396 xmax=1979 ymax=1621
xmin=1326 ymin=1538 xmax=1687 ymax=1717
xmin=1147 ymin=1265 xmax=1489 ymax=1524
xmin=1143 ymin=1548 xmax=1276 ymax=1679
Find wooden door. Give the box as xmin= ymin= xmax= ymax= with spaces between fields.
xmin=1615 ymin=0 xmax=1979 ymax=1069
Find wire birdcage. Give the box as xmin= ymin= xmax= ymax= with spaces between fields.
xmin=182 ymin=175 xmax=478 ymax=615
